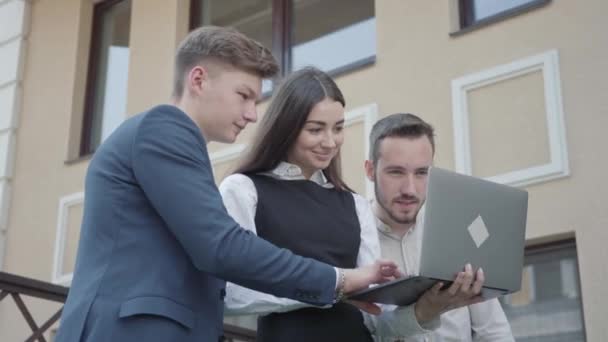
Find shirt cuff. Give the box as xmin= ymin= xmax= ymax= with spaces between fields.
xmin=376 ymin=305 xmax=441 ymax=339
xmin=334 ymin=267 xmax=340 ymax=290
xmin=413 ymin=305 xmax=441 ymax=332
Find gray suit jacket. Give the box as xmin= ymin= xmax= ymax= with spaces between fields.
xmin=55 ymin=105 xmax=335 ymax=342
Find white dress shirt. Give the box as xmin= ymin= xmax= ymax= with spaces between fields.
xmin=219 ymin=162 xmax=438 ymax=339
xmin=375 ymin=204 xmax=515 ymax=342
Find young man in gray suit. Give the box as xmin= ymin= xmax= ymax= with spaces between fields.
xmin=55 ymin=27 xmax=398 ymax=342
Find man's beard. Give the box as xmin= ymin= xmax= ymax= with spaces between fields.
xmin=375 ymin=184 xmax=420 ymax=226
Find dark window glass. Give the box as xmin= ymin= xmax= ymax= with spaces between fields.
xmin=190 ymin=0 xmax=376 ymax=85
xmin=81 ymin=0 xmax=131 ymax=156
xmin=192 ymin=0 xmax=273 ymax=51
xmin=291 ymin=0 xmax=375 ymax=73
xmin=190 ymin=0 xmax=273 ymax=92
xmin=500 ymin=240 xmax=586 ymax=341
xmin=459 ymin=0 xmax=550 ymax=30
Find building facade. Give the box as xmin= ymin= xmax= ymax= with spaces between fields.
xmin=0 ymin=0 xmax=606 ymax=340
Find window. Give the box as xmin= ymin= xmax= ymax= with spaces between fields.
xmin=81 ymin=0 xmax=131 ymax=156
xmin=190 ymin=0 xmax=375 ymax=81
xmin=500 ymin=239 xmax=586 ymax=341
xmin=458 ymin=0 xmax=550 ymax=31
xmin=290 ymin=0 xmax=375 ymax=74
xmin=190 ymin=0 xmax=274 ymax=92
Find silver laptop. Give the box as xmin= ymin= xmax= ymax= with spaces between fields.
xmin=349 ymin=167 xmax=528 ymax=305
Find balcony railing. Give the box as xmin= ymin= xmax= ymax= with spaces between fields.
xmin=0 ymin=271 xmax=256 ymax=341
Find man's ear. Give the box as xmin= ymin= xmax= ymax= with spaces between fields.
xmin=364 ymin=160 xmax=375 ymax=182
xmin=186 ymin=65 xmax=209 ymax=96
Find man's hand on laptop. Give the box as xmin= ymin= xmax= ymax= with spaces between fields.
xmin=413 ymin=263 xmax=485 ymax=324
xmin=343 ymin=260 xmax=404 ymax=315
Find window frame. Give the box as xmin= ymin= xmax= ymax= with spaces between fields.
xmin=189 ymin=0 xmax=376 ymax=80
xmin=80 ymin=0 xmax=129 ymax=157
xmin=453 ymin=0 xmax=551 ymax=36
xmin=500 ymin=237 xmax=587 ymax=340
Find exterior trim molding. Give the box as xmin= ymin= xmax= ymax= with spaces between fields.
xmin=451 ymin=50 xmax=569 ymax=187
xmin=344 ymin=103 xmax=378 ymax=198
xmin=52 ymin=192 xmax=84 ymax=285
xmin=209 ymin=144 xmax=247 ymax=164
xmin=0 ymin=0 xmax=31 ymax=270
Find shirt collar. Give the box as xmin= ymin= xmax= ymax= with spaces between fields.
xmin=263 ymin=161 xmax=333 ymax=188
xmin=374 ymin=214 xmax=393 ymax=234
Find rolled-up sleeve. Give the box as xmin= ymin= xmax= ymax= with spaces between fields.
xmin=470 ymin=299 xmax=514 ymax=342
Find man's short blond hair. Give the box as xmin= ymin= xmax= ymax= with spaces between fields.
xmin=173 ymin=26 xmax=279 ymax=98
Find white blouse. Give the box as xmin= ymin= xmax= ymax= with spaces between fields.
xmin=219 ymin=162 xmax=438 ymax=340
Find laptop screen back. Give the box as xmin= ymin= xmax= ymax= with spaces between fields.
xmin=418 ymin=167 xmax=528 ymax=292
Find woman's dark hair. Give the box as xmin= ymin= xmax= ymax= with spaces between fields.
xmin=234 ymin=66 xmax=353 ymax=192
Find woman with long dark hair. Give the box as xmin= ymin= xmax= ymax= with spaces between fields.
xmin=219 ymin=67 xmax=430 ymax=341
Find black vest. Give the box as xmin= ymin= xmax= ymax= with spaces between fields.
xmin=248 ymin=175 xmax=373 ymax=342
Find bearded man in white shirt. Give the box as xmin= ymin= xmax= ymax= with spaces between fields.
xmin=364 ymin=113 xmax=515 ymax=342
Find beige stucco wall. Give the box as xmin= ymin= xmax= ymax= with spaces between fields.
xmin=467 ymin=71 xmax=551 ymax=178
xmin=368 ymin=2 xmax=608 ymax=340
xmin=1 ymin=0 xmax=606 ymax=340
